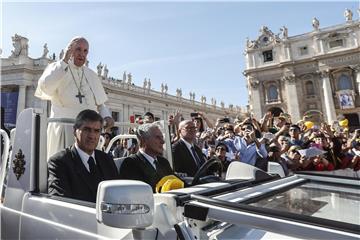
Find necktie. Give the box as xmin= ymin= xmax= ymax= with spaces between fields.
xmin=87 ymin=156 xmax=97 ymax=175
xmin=154 ymin=159 xmax=159 ymax=170
xmin=191 ymin=146 xmax=202 ymax=166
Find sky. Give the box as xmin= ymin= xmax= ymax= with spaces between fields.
xmin=1 ymin=1 xmax=359 ymax=108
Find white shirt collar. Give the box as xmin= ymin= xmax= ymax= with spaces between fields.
xmin=181 ymin=137 xmax=194 ymax=150
xmin=75 ymin=143 xmax=96 ymax=172
xmin=139 ymin=149 xmax=157 ymax=169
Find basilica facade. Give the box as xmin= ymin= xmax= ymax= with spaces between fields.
xmin=0 ymin=35 xmax=244 ymax=129
xmin=244 ymin=9 xmax=360 ymax=128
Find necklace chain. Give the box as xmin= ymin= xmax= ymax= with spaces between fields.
xmin=69 ymin=66 xmax=84 ymax=94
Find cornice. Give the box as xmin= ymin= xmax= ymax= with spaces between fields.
xmin=103 ymin=83 xmax=234 ymax=115
xmin=244 ymin=47 xmax=360 ymax=75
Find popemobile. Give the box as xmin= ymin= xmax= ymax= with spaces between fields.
xmin=0 ymin=108 xmax=359 ymax=239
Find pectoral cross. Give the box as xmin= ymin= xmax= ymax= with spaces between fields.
xmin=76 ymin=91 xmax=85 ymax=104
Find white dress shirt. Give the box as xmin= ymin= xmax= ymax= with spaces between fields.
xmin=75 ymin=143 xmax=96 ymax=172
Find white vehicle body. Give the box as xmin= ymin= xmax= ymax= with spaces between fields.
xmin=0 ymin=108 xmax=359 ymax=239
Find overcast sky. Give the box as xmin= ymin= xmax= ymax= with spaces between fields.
xmin=1 ymin=1 xmax=359 ymax=107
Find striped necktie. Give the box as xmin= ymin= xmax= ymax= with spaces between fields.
xmin=191 ymin=146 xmax=202 ymax=166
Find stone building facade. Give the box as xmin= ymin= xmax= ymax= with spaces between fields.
xmin=244 ymin=10 xmax=360 ymax=128
xmin=0 ymin=34 xmax=245 ymax=129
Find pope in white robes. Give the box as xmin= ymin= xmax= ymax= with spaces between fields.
xmin=35 ymin=37 xmax=113 ymax=158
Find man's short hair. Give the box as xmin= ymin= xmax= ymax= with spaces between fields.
xmin=215 ymin=142 xmax=228 ymax=152
xmin=289 ymin=124 xmax=301 ymax=131
xmin=135 ymin=123 xmax=160 ymax=140
xmin=73 ymin=109 xmax=103 ymax=130
xmin=143 ymin=112 xmax=154 ymax=119
xmin=241 ymin=122 xmax=254 ymax=129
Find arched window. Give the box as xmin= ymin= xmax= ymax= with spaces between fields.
xmin=268 ymin=85 xmax=278 ymax=101
xmin=338 ymin=74 xmax=352 ymax=90
xmin=305 ymin=81 xmax=315 ymax=95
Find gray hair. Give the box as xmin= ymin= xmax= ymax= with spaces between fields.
xmin=66 ymin=36 xmax=89 ymax=50
xmin=135 ymin=123 xmax=161 ymax=140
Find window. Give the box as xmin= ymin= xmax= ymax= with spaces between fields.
xmin=338 ymin=74 xmax=352 ymax=90
xmin=305 ymin=81 xmax=315 ymax=95
xmin=263 ymin=50 xmax=273 ymax=62
xmin=308 ymin=104 xmax=316 ymax=110
xmin=329 ymin=39 xmax=343 ymax=48
xmin=267 ymin=85 xmax=278 ymax=102
xmin=299 ymin=46 xmax=308 ymax=56
xmin=112 ymin=111 xmax=119 ymax=122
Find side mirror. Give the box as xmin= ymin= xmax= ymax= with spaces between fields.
xmin=96 ymin=180 xmax=154 ymax=229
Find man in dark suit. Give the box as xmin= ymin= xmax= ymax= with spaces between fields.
xmin=119 ymin=123 xmax=173 ymax=192
xmin=48 ymin=109 xmax=118 ymax=202
xmin=172 ymin=120 xmax=206 ymax=177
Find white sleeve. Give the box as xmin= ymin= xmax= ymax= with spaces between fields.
xmin=35 ymin=61 xmax=69 ymax=100
xmin=98 ymin=104 xmax=112 ymax=118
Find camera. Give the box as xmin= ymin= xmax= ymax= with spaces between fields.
xmin=190 ymin=112 xmax=199 ymax=118
xmin=219 ymin=118 xmax=230 ymax=123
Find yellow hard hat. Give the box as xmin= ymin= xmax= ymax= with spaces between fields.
xmin=156 ymin=175 xmax=184 ymax=193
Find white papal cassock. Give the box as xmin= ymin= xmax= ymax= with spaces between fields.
xmin=35 ymin=60 xmax=110 ymax=158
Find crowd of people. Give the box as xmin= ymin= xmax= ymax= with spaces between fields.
xmin=105 ymin=109 xmax=360 ymax=179
xmin=167 ymin=111 xmax=360 ymax=175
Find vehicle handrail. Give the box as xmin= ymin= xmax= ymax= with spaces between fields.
xmin=0 ymin=129 xmax=10 ymax=200
xmin=48 ymin=118 xmax=75 ymax=124
xmin=105 ymin=134 xmax=138 ymax=153
xmin=0 ymin=129 xmax=10 ymax=167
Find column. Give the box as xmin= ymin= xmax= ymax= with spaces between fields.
xmin=283 ymin=42 xmax=292 ymax=62
xmin=248 ymin=76 xmax=262 ymax=120
xmin=16 ymin=85 xmax=26 ymax=117
xmin=320 ymin=70 xmax=337 ymax=123
xmin=282 ymin=74 xmax=301 ymax=122
xmin=351 ymin=65 xmax=360 ymax=95
xmin=314 ymin=36 xmax=324 ymax=55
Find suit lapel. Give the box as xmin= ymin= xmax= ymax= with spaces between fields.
xmin=136 ymin=152 xmax=159 ymax=180
xmin=180 ymin=140 xmax=200 ymax=166
xmin=94 ymin=150 xmax=106 ymax=179
xmin=180 ymin=140 xmax=194 ymax=161
xmin=70 ymin=146 xmax=98 ymax=194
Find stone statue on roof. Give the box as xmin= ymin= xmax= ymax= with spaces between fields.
xmin=42 ymin=43 xmax=49 ymax=58
xmin=280 ymin=26 xmax=288 ymax=39
xmin=344 ymin=8 xmax=353 ymax=22
xmin=312 ymin=17 xmax=319 ymax=31
xmin=147 ymin=79 xmax=151 ymax=90
xmin=59 ymin=49 xmax=64 ymax=60
xmin=127 ymin=73 xmax=132 ymax=84
xmin=102 ymin=65 xmax=108 ymax=79
xmin=97 ymin=63 xmax=103 ymax=76
xmin=11 ymin=34 xmax=29 ymax=57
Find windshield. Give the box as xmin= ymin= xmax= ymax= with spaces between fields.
xmin=249 ymin=181 xmax=360 ymax=225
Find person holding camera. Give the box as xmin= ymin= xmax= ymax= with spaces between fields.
xmin=191 ymin=112 xmax=214 ymax=149
xmin=234 ymin=122 xmax=268 ymax=171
